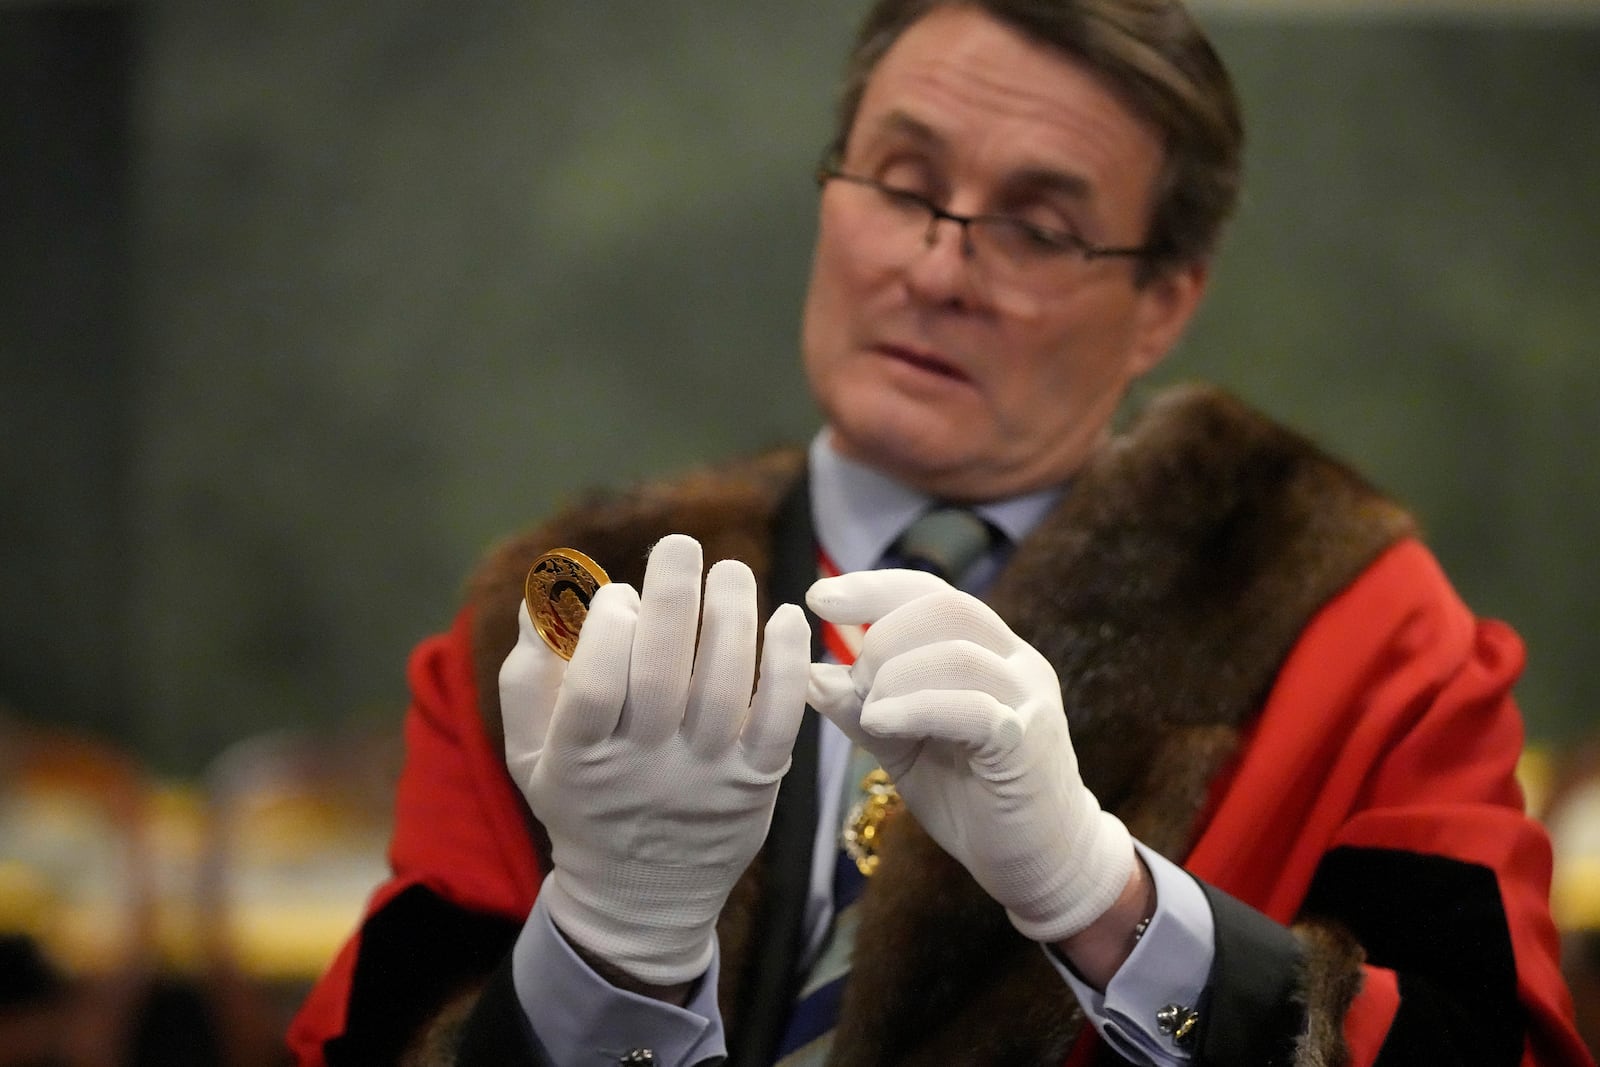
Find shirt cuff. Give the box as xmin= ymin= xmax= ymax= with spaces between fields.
xmin=511 ymin=893 xmax=727 ymax=1067
xmin=1046 ymin=840 xmax=1215 ymax=1066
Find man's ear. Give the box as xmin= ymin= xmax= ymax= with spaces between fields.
xmin=1129 ymin=259 xmax=1209 ymax=377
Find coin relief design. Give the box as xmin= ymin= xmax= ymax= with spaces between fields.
xmin=524 ymin=548 xmax=611 ymax=660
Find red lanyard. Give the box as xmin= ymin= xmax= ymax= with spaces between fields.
xmin=815 ymin=546 xmax=864 ymax=666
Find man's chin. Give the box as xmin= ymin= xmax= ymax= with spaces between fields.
xmin=841 ymin=432 xmax=984 ymax=496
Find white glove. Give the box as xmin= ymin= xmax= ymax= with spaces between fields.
xmin=499 ymin=533 xmax=811 ymax=985
xmin=807 ymin=569 xmax=1134 ymax=943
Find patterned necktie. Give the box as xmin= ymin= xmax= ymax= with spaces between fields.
xmin=885 ymin=506 xmax=997 ymax=582
xmin=775 ymin=507 xmax=997 ymax=1065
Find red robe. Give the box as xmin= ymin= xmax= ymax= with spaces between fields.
xmin=289 ymin=387 xmax=1590 ymax=1066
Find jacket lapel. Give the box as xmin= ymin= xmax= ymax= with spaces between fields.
xmin=721 ymin=468 xmax=824 ymax=1065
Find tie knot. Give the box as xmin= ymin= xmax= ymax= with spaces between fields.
xmin=890 ymin=507 xmax=995 ymax=583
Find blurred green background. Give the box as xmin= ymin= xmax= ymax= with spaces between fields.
xmin=4 ymin=1 xmax=1597 ymax=776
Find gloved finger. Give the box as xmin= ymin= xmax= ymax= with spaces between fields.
xmin=624 ymin=534 xmax=703 ymax=743
xmin=808 ymin=660 xmax=920 ymax=774
xmin=549 ymin=582 xmax=640 ymax=747
xmin=859 ymin=688 xmax=1026 ymax=764
xmin=741 ymin=603 xmax=812 ymax=775
xmin=499 ymin=598 xmax=570 ymax=777
xmin=851 ymin=589 xmax=1019 ymax=683
xmin=683 ymin=559 xmax=758 ymax=754
xmin=867 ymin=640 xmax=1026 ymax=707
xmin=806 ymin=569 xmax=950 ymax=626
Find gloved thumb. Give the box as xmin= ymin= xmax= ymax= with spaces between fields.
xmin=809 ymin=659 xmax=919 ymax=777
xmin=807 ymin=661 xmax=866 ymax=743
xmin=500 ymin=598 xmax=569 ymax=779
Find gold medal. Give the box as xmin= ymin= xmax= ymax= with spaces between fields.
xmin=523 ymin=548 xmax=610 ymax=660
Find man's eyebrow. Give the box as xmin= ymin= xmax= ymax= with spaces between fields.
xmin=861 ymin=110 xmax=945 ymax=153
xmin=1005 ymin=167 xmax=1093 ymax=203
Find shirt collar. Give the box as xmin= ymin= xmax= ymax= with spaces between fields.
xmin=808 ymin=430 xmax=1066 ymax=575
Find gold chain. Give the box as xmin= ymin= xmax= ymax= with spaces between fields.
xmin=841 ymin=768 xmax=902 ymax=876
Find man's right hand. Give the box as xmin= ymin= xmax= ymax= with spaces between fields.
xmin=498 ymin=533 xmax=811 ymax=988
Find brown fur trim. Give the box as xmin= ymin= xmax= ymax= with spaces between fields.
xmin=830 ymin=813 xmax=1084 ymax=1066
xmin=828 ymin=384 xmax=1414 ymax=1063
xmin=1289 ymin=920 xmax=1368 ymax=1067
xmin=398 ymin=983 xmax=483 ymax=1067
xmin=461 ymin=384 xmax=1416 ymax=1064
xmin=989 ymin=383 xmax=1415 ymax=821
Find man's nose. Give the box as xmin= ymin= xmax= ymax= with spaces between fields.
xmin=921 ymin=210 xmax=978 ymax=259
xmin=905 ymin=213 xmax=982 ymax=307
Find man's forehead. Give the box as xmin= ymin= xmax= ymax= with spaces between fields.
xmin=844 ymin=9 xmax=1163 ymax=202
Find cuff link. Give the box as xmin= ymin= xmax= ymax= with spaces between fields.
xmin=619 ymin=1050 xmax=656 ymax=1066
xmin=1156 ymin=1003 xmax=1200 ymax=1049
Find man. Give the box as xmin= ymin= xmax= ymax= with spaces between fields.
xmin=289 ymin=1 xmax=1592 ymax=1064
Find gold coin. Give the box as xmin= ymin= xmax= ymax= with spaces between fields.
xmin=524 ymin=548 xmax=611 ymax=660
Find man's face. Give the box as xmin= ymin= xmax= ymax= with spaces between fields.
xmin=801 ymin=6 xmax=1208 ymax=501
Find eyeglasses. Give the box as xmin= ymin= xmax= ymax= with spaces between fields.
xmin=815 ymin=166 xmax=1159 ymax=286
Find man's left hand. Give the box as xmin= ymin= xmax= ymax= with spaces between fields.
xmin=806 ymin=569 xmax=1135 ymax=943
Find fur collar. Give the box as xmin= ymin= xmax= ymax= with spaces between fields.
xmin=466 ymin=383 xmax=1414 ymax=1065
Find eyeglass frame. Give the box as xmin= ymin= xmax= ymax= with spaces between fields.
xmin=814 ymin=163 xmax=1163 ymax=266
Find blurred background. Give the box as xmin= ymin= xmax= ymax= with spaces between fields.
xmin=2 ymin=0 xmax=1598 ymax=1062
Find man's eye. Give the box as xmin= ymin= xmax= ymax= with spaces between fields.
xmin=999 ymin=219 xmax=1077 ymax=254
xmin=878 ymin=184 xmax=932 ymax=211
xmin=875 ymin=158 xmax=939 ymax=196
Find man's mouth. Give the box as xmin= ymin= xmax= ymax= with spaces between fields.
xmin=879 ymin=344 xmax=971 ymax=383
